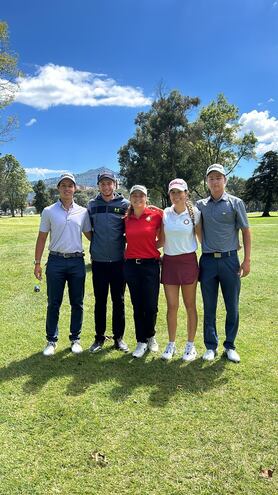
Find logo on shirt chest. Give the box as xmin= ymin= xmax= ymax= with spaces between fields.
xmin=146 ymin=216 xmax=151 ymax=222
xmin=183 ymin=219 xmax=190 ymax=225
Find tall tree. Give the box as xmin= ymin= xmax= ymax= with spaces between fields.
xmin=244 ymin=151 xmax=278 ymax=217
xmin=193 ymin=94 xmax=257 ymax=189
xmin=1 ymin=154 xmax=31 ymax=216
xmin=118 ymin=90 xmax=200 ymax=207
xmin=226 ymin=175 xmax=246 ymax=198
xmin=33 ymin=180 xmax=51 ymax=214
xmin=0 ymin=21 xmax=20 ymax=143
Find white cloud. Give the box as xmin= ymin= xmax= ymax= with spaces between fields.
xmin=14 ymin=64 xmax=151 ymax=109
xmin=268 ymin=98 xmax=275 ymax=103
xmin=239 ymin=110 xmax=278 ymax=155
xmin=25 ymin=168 xmax=68 ymax=177
xmin=25 ymin=118 xmax=37 ymax=127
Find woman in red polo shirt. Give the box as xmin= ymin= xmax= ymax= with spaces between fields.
xmin=124 ymin=185 xmax=163 ymax=358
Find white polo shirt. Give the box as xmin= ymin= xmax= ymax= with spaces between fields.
xmin=39 ymin=200 xmax=91 ymax=253
xmin=163 ymin=205 xmax=201 ymax=255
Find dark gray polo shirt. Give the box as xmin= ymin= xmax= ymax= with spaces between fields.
xmin=196 ymin=192 xmax=249 ymax=253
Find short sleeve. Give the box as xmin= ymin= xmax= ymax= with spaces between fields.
xmin=194 ymin=207 xmax=201 ymax=225
xmin=39 ymin=208 xmax=51 ymax=232
xmin=234 ymin=199 xmax=249 ymax=229
xmin=83 ymin=211 xmax=92 ymax=232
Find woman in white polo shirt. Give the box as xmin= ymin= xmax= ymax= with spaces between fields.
xmin=160 ymin=178 xmax=201 ymax=361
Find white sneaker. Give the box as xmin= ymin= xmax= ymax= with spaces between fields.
xmin=202 ymin=349 xmax=217 ymax=361
xmin=161 ymin=342 xmax=176 ymax=361
xmin=71 ymin=340 xmax=83 ymax=354
xmin=182 ymin=343 xmax=197 ymax=362
xmin=43 ymin=341 xmax=57 ymax=356
xmin=147 ymin=336 xmax=159 ymax=352
xmin=224 ymin=348 xmax=240 ymax=363
xmin=132 ymin=342 xmax=148 ymax=358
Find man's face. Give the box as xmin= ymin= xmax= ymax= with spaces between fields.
xmin=206 ymin=172 xmax=226 ymax=198
xmin=58 ymin=179 xmax=76 ymax=201
xmin=99 ymin=179 xmax=116 ymax=200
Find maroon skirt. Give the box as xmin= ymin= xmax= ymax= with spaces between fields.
xmin=161 ymin=252 xmax=199 ymax=285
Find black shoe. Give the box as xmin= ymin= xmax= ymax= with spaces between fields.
xmin=89 ymin=340 xmax=104 ymax=353
xmin=115 ymin=338 xmax=129 ymax=352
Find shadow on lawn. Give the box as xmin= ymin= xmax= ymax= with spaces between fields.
xmin=0 ymin=344 xmax=229 ymax=407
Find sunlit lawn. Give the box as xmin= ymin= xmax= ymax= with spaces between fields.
xmin=0 ymin=214 xmax=277 ymax=494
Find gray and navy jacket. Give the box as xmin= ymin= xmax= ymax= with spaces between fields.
xmin=87 ymin=193 xmax=129 ymax=262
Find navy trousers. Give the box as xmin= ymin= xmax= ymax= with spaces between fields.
xmin=124 ymin=260 xmax=160 ymax=343
xmin=92 ymin=260 xmax=125 ymax=342
xmin=199 ymin=252 xmax=241 ymax=350
xmin=46 ymin=255 xmax=86 ymax=342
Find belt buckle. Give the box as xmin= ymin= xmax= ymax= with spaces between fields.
xmin=63 ymin=253 xmax=71 ymax=258
xmin=214 ymin=252 xmax=221 ymax=258
xmin=135 ymin=259 xmax=141 ymax=264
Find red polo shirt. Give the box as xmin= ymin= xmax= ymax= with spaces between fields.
xmin=125 ymin=206 xmax=163 ymax=259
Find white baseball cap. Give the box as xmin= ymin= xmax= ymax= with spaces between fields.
xmin=206 ymin=164 xmax=226 ymax=176
xmin=168 ymin=178 xmax=188 ymax=192
xmin=57 ymin=173 xmax=76 ymax=187
xmin=130 ymin=185 xmax=147 ymax=195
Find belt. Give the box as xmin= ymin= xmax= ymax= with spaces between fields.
xmin=203 ymin=250 xmax=237 ymax=259
xmin=49 ymin=251 xmax=84 ymax=258
xmin=125 ymin=258 xmax=160 ymax=265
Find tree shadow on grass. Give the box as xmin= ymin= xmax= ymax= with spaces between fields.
xmin=0 ymin=345 xmax=229 ymax=408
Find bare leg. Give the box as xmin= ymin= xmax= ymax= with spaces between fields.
xmin=181 ymin=280 xmax=198 ymax=342
xmin=163 ymin=285 xmax=180 ymax=342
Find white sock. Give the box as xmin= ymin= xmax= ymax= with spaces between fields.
xmin=186 ymin=341 xmax=194 ymax=349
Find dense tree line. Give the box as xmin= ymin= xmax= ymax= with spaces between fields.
xmin=118 ymin=91 xmax=257 ymax=207
xmin=0 ymin=154 xmax=31 ymax=216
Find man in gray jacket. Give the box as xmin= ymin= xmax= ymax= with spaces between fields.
xmin=87 ymin=172 xmax=129 ymax=352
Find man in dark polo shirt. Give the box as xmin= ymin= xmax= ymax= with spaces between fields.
xmin=197 ymin=164 xmax=251 ymax=363
xmin=87 ymin=172 xmax=130 ymax=353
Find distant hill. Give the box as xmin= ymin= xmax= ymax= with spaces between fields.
xmin=40 ymin=167 xmax=120 ymax=188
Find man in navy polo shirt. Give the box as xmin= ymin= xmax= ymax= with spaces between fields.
xmin=197 ymin=164 xmax=251 ymax=363
xmin=87 ymin=172 xmax=129 ymax=353
xmin=34 ymin=173 xmax=92 ymax=356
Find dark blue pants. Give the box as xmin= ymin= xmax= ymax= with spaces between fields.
xmin=124 ymin=260 xmax=160 ymax=343
xmin=199 ymin=252 xmax=241 ymax=350
xmin=46 ymin=255 xmax=86 ymax=342
xmin=92 ymin=260 xmax=125 ymax=342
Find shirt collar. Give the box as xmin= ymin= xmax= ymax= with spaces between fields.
xmin=170 ymin=204 xmax=187 ymax=215
xmin=208 ymin=191 xmax=228 ymax=203
xmin=58 ymin=199 xmax=75 ymax=211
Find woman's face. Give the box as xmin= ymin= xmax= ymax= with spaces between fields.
xmin=130 ymin=191 xmax=147 ymax=209
xmin=169 ymin=188 xmax=187 ymax=206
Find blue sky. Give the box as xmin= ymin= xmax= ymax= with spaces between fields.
xmin=1 ymin=0 xmax=278 ymax=181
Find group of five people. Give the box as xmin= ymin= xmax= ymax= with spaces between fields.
xmin=34 ymin=163 xmax=251 ymax=363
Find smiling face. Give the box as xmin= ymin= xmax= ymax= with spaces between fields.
xmin=58 ymin=179 xmax=76 ymax=202
xmin=130 ymin=191 xmax=147 ymax=210
xmin=169 ymin=188 xmax=188 ymax=207
xmin=206 ymin=171 xmax=227 ymax=199
xmin=98 ymin=178 xmax=116 ymax=201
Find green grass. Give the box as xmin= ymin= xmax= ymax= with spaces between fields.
xmin=0 ymin=214 xmax=277 ymax=495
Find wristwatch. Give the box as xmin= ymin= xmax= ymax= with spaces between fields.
xmin=34 ymin=260 xmax=41 ymax=265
